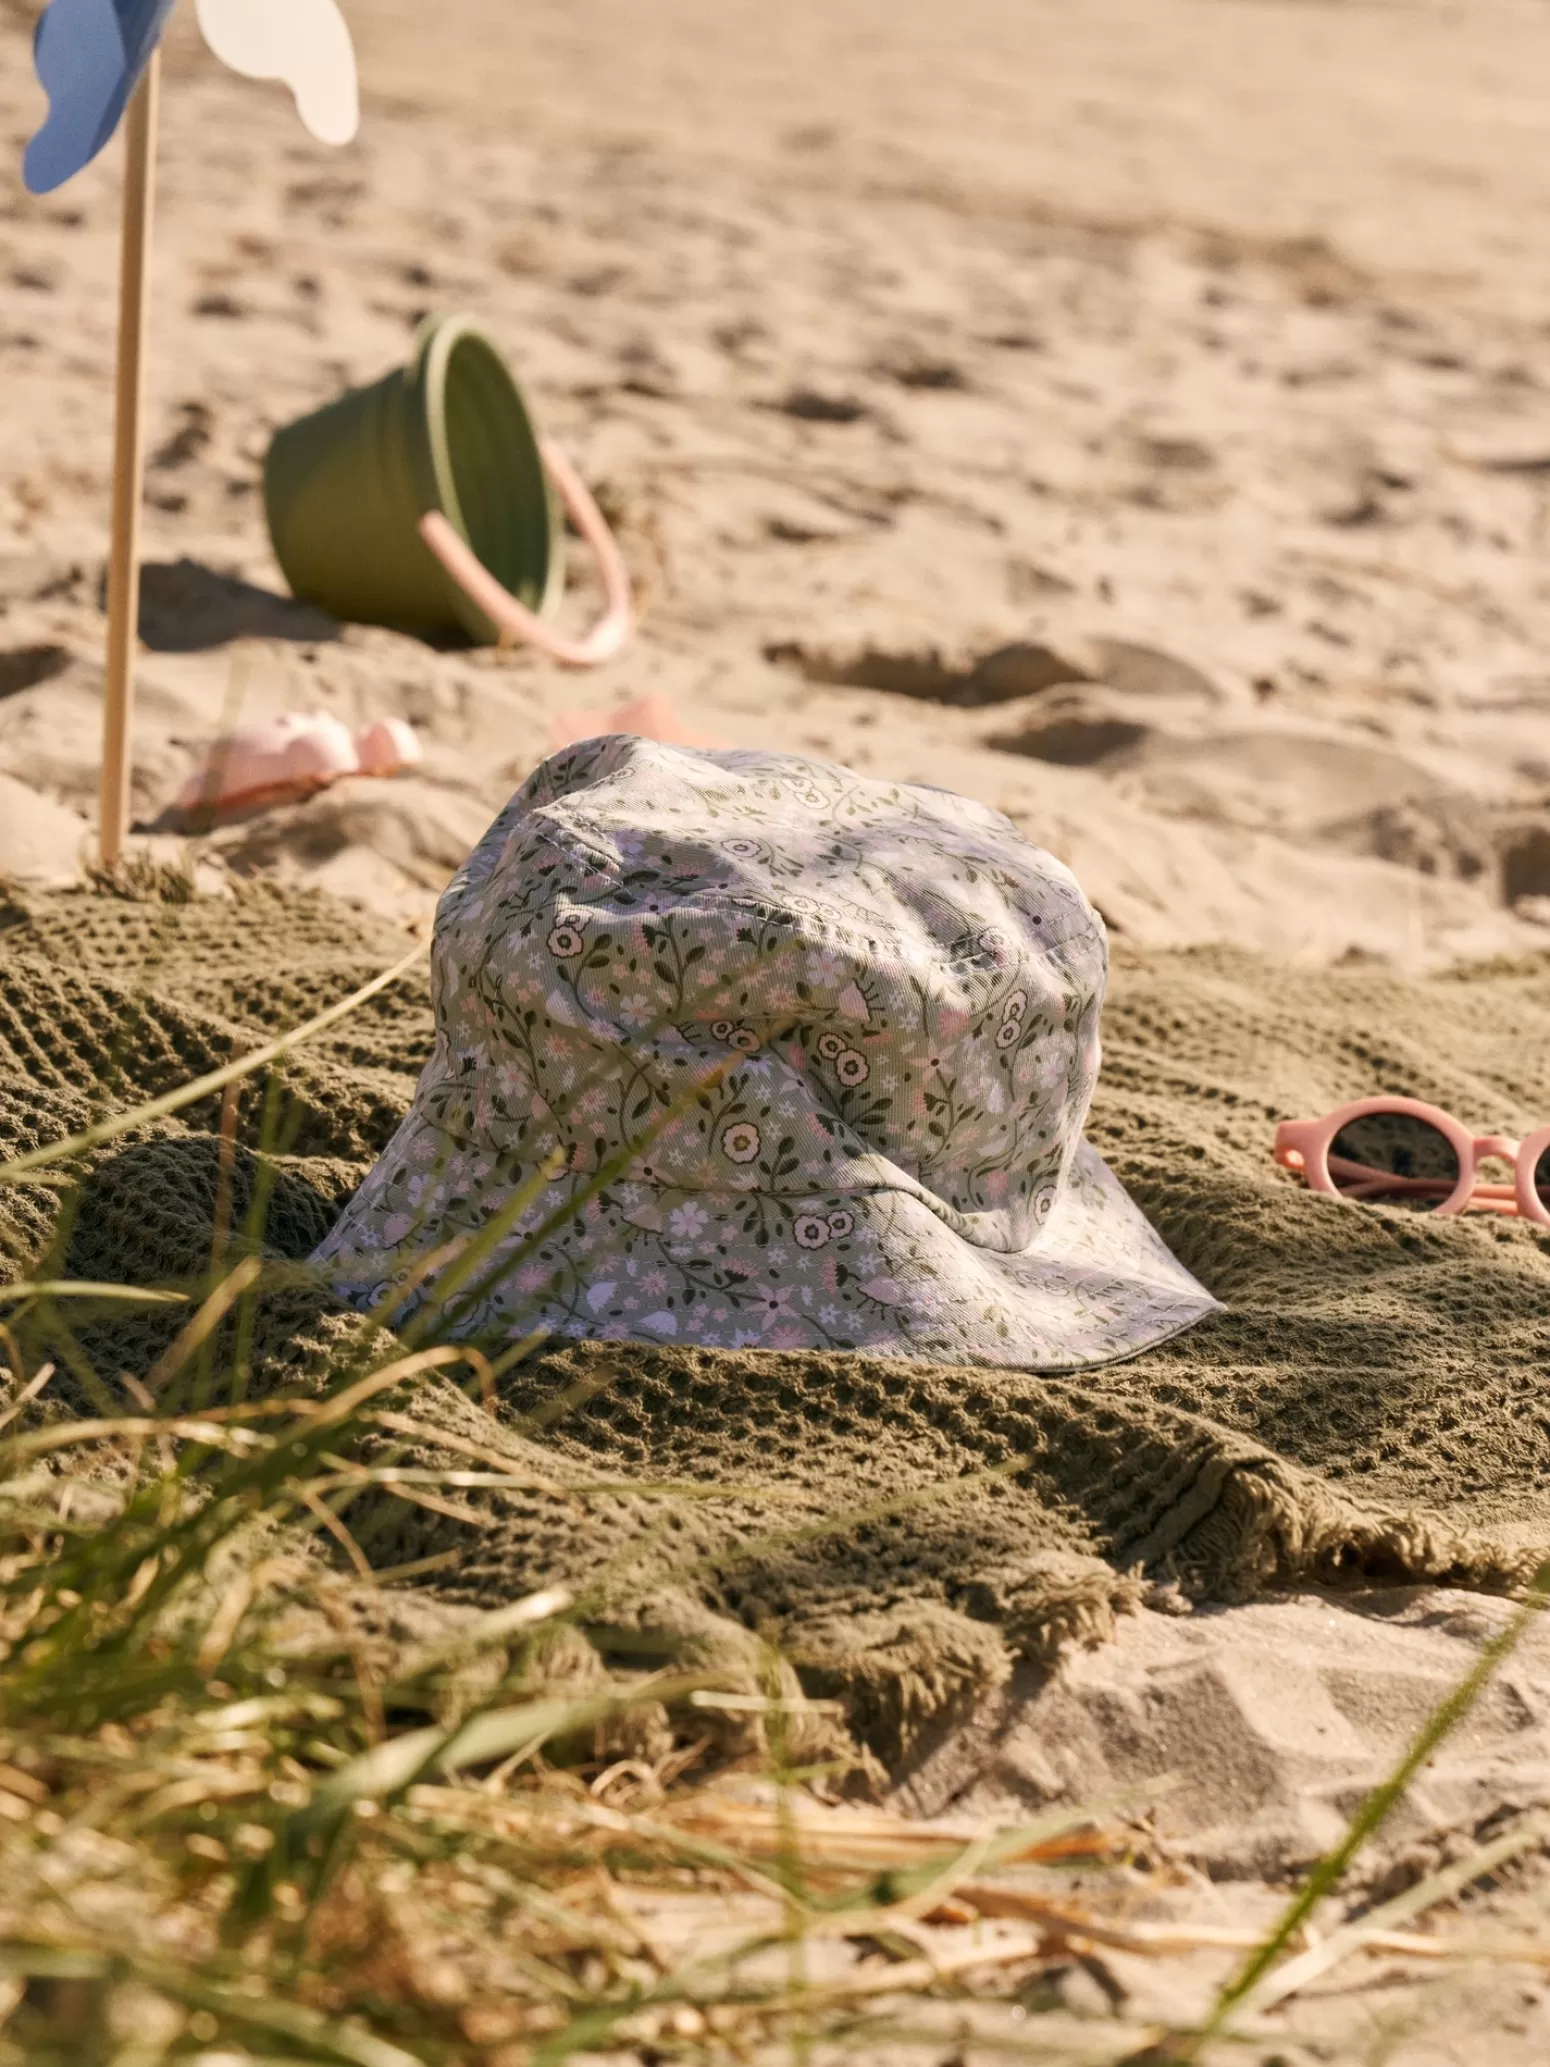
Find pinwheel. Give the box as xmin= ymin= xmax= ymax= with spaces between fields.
xmin=21 ymin=0 xmax=360 ymax=865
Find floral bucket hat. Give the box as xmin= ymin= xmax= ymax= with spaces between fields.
xmin=314 ymin=737 xmax=1221 ymax=1369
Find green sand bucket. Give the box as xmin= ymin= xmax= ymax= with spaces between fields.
xmin=264 ymin=312 xmax=565 ymax=646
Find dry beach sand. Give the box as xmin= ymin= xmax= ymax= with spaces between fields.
xmin=6 ymin=0 xmax=1550 ymax=955
xmin=7 ymin=0 xmax=1550 ymax=2055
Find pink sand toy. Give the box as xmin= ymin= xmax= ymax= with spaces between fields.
xmin=354 ymin=716 xmax=421 ymax=777
xmin=176 ymin=710 xmax=420 ymax=817
xmin=549 ymin=691 xmax=725 ymax=754
xmin=1275 ymin=1095 xmax=1550 ymax=1222
xmin=418 ymin=441 xmax=633 ymax=669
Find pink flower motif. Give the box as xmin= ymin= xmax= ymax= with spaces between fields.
xmin=721 ymin=1121 xmax=761 ymax=1164
xmin=996 ymin=1019 xmax=1022 ymax=1050
xmin=817 ymin=1031 xmax=846 ymax=1061
xmin=836 ymin=1049 xmax=869 ymax=1086
xmin=767 ymin=1325 xmax=809 ymax=1350
xmin=515 ymin=1261 xmax=551 ymax=1293
xmin=548 ymin=919 xmax=586 ymax=958
xmin=804 ymin=949 xmax=849 ymax=986
xmin=756 ymin=1286 xmax=797 ymax=1330
xmin=861 ymin=1276 xmax=903 ymax=1306
xmin=826 ymin=1209 xmax=855 ymax=1238
xmin=729 ymin=1027 xmax=762 ymax=1053
xmin=381 ymin=1213 xmax=413 ymax=1245
xmin=793 ymin=1214 xmax=830 ymax=1250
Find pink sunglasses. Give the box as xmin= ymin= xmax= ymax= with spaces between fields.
xmin=1275 ymin=1097 xmax=1550 ymax=1224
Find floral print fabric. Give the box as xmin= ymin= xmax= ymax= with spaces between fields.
xmin=313 ymin=738 xmax=1220 ymax=1369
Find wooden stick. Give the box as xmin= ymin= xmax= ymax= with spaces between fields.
xmin=100 ymin=51 xmax=161 ymax=870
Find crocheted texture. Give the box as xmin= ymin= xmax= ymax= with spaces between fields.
xmin=3 ymin=883 xmax=1548 ymax=1768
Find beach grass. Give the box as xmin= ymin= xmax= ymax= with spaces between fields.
xmin=0 ymin=945 xmax=1547 ymax=2063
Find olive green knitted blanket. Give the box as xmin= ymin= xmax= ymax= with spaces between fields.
xmin=3 ymin=881 xmax=1548 ymax=1767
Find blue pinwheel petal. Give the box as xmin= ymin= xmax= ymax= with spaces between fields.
xmin=24 ymin=0 xmax=179 ymax=194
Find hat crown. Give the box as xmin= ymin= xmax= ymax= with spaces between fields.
xmin=426 ymin=738 xmax=1107 ymax=1252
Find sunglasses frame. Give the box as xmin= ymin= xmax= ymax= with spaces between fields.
xmin=1275 ymin=1096 xmax=1550 ymax=1226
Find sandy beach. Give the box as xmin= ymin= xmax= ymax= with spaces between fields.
xmin=6 ymin=0 xmax=1550 ymax=2057
xmin=6 ymin=0 xmax=1550 ymax=956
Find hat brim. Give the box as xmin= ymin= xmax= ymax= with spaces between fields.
xmin=313 ymin=1109 xmax=1220 ymax=1373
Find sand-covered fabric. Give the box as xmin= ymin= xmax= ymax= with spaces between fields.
xmin=2 ymin=881 xmax=1549 ymax=1765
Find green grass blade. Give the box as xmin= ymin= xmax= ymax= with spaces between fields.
xmin=0 ymin=1283 xmax=191 ymax=1306
xmin=1195 ymin=1558 xmax=1550 ymax=2048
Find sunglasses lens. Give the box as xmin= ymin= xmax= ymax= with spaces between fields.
xmin=1327 ymin=1112 xmax=1460 ymax=1212
xmin=1536 ymin=1144 xmax=1550 ymax=1210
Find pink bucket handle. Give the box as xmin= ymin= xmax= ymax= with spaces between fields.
xmin=417 ymin=438 xmax=633 ymax=667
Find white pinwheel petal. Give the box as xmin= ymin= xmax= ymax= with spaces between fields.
xmin=194 ymin=0 xmax=359 ymax=146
